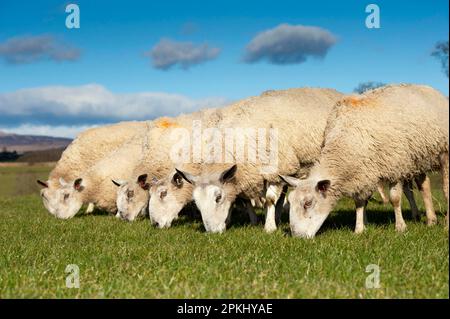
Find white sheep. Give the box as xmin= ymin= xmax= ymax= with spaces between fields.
xmin=112 ymin=108 xmax=223 ymax=222
xmin=150 ymin=90 xmax=435 ymax=232
xmin=174 ymin=88 xmax=345 ymax=233
xmin=280 ymin=84 xmax=448 ymax=238
xmin=52 ymin=108 xmax=224 ymax=220
xmin=37 ymin=121 xmax=148 ymax=218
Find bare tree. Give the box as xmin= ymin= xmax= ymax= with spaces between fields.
xmin=432 ymin=41 xmax=449 ymax=78
xmin=353 ymin=81 xmax=386 ymax=94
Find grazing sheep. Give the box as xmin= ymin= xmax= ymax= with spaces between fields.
xmin=149 ymin=90 xmax=429 ymax=232
xmin=175 ymin=88 xmax=345 ymax=233
xmin=149 ymin=164 xmax=261 ymax=228
xmin=280 ymin=84 xmax=448 ymax=238
xmin=55 ymin=108 xmax=222 ymax=220
xmin=36 ymin=121 xmax=148 ymax=218
xmin=112 ymin=108 xmax=223 ymax=222
xmin=148 ymin=164 xmax=200 ymax=227
xmin=39 ymin=123 xmax=152 ymax=219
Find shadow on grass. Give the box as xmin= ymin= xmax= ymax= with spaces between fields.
xmin=317 ymin=206 xmax=428 ymax=235
xmin=74 ymin=197 xmax=432 ymax=237
xmin=74 ymin=206 xmax=113 ymax=218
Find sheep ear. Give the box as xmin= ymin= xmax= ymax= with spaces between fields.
xmin=112 ymin=180 xmax=127 ymax=187
xmin=73 ymin=178 xmax=84 ymax=191
xmin=316 ymin=180 xmax=331 ymax=195
xmin=37 ymin=180 xmax=48 ymax=188
xmin=220 ymin=164 xmax=237 ymax=184
xmin=112 ymin=180 xmax=121 ymax=187
xmin=59 ymin=177 xmax=68 ymax=187
xmin=279 ymin=175 xmax=301 ymax=187
xmin=175 ymin=168 xmax=197 ymax=185
xmin=137 ymin=174 xmax=149 ymax=190
xmin=171 ymin=171 xmax=184 ymax=188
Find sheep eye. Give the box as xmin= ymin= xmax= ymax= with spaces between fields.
xmin=64 ymin=193 xmax=70 ymax=200
xmin=215 ymin=194 xmax=222 ymax=203
xmin=127 ymin=190 xmax=134 ymax=198
xmin=160 ymin=190 xmax=167 ymax=199
xmin=303 ymin=200 xmax=312 ymax=209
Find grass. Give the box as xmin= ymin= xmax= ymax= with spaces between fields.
xmin=0 ymin=165 xmax=448 ymax=298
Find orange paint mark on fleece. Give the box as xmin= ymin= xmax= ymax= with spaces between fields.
xmin=155 ymin=117 xmax=180 ymax=129
xmin=343 ymin=96 xmax=375 ymax=107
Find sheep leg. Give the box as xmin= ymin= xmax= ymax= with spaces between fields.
xmin=264 ymin=184 xmax=282 ymax=233
xmin=440 ymin=152 xmax=449 ymax=228
xmin=415 ymin=174 xmax=437 ymax=226
xmin=376 ymin=181 xmax=389 ymax=205
xmin=389 ymin=181 xmax=407 ymax=232
xmin=86 ymin=202 xmax=95 ymax=214
xmin=354 ymin=199 xmax=368 ymax=234
xmin=403 ymin=180 xmax=420 ymax=221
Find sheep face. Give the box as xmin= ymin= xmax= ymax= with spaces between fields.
xmin=148 ymin=171 xmax=192 ymax=228
xmin=177 ymin=165 xmax=238 ymax=233
xmin=280 ymin=175 xmax=335 ymax=238
xmin=112 ymin=174 xmax=150 ymax=221
xmin=37 ymin=178 xmax=85 ymax=219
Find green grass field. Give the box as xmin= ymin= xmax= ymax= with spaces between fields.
xmin=0 ymin=165 xmax=448 ymax=298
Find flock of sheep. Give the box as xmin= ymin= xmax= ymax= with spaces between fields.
xmin=37 ymin=84 xmax=449 ymax=238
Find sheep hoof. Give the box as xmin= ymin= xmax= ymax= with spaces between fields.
xmin=264 ymin=224 xmax=277 ymax=233
xmin=426 ymin=218 xmax=437 ymax=226
xmin=86 ymin=203 xmax=95 ymax=214
xmin=395 ymin=222 xmax=407 ymax=233
xmin=354 ymin=226 xmax=365 ymax=234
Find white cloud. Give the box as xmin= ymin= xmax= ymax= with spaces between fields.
xmin=0 ymin=84 xmax=228 ymax=127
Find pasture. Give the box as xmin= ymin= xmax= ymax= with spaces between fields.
xmin=0 ymin=164 xmax=448 ymax=298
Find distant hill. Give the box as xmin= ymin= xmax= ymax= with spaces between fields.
xmin=0 ymin=131 xmax=72 ymax=154
xmin=16 ymin=147 xmax=66 ymax=163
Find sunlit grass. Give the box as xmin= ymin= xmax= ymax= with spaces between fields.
xmin=0 ymin=166 xmax=447 ymax=298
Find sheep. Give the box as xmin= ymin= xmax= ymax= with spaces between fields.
xmin=39 ymin=122 xmax=153 ymax=219
xmin=174 ymin=88 xmax=345 ymax=233
xmin=112 ymin=108 xmax=223 ymax=222
xmin=55 ymin=108 xmax=222 ymax=220
xmin=149 ymin=89 xmax=433 ymax=232
xmin=149 ymin=164 xmax=261 ymax=228
xmin=148 ymin=88 xmax=341 ymax=230
xmin=146 ymin=100 xmax=269 ymax=228
xmin=279 ymin=84 xmax=448 ymax=238
xmin=36 ymin=121 xmax=148 ymax=218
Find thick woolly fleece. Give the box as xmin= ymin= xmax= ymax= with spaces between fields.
xmin=46 ymin=121 xmax=148 ymax=189
xmin=310 ymin=84 xmax=449 ymax=202
xmin=189 ymin=88 xmax=344 ymax=202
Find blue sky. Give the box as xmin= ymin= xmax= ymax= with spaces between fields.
xmin=0 ymin=0 xmax=448 ymax=137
